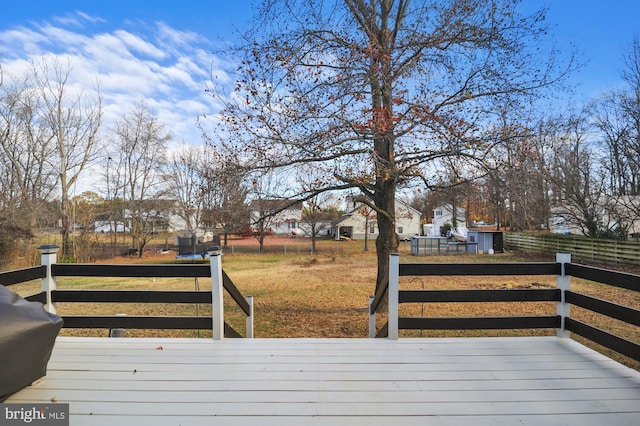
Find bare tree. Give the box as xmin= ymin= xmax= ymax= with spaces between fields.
xmin=101 ymin=152 xmax=126 ymax=244
xmin=165 ymin=144 xmax=207 ymax=231
xmin=545 ymin=114 xmax=616 ymax=237
xmin=300 ymin=194 xmax=340 ymax=253
xmin=200 ymin=153 xmax=249 ymax=246
xmin=112 ymin=102 xmax=171 ymax=256
xmin=591 ymin=36 xmax=640 ymax=235
xmin=358 ymin=203 xmax=377 ymax=252
xmin=69 ymin=191 xmax=103 ymax=262
xmin=0 ymin=66 xmax=35 ymax=265
xmin=246 ymin=172 xmax=286 ymax=253
xmin=209 ymin=0 xmax=572 ymax=292
xmin=483 ymin=116 xmax=552 ymax=231
xmin=31 ymin=58 xmax=102 ymax=259
xmin=0 ymin=68 xmax=57 ymax=230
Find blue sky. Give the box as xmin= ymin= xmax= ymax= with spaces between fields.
xmin=1 ymin=1 xmax=638 ymax=146
xmin=530 ymin=1 xmax=640 ymax=100
xmin=0 ymin=1 xmax=255 ymax=40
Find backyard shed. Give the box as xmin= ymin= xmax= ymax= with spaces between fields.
xmin=466 ymin=230 xmax=504 ymax=253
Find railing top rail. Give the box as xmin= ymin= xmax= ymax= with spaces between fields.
xmin=51 ymin=263 xmax=210 ymax=278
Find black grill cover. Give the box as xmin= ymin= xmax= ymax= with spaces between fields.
xmin=0 ymin=286 xmax=63 ymax=401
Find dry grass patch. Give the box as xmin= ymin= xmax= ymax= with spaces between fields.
xmin=224 ymin=252 xmax=376 ymax=337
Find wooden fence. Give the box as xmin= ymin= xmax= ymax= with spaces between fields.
xmin=504 ymin=232 xmax=640 ymax=266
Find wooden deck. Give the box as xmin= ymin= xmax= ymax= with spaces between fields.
xmin=7 ymin=336 xmax=640 ymax=425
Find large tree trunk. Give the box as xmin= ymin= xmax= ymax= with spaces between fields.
xmin=60 ymin=197 xmax=71 ymax=259
xmin=364 ymin=216 xmax=370 ymax=252
xmin=374 ymin=180 xmax=398 ymax=294
xmin=311 ymin=224 xmax=317 ymax=253
xmin=59 ymin=171 xmax=72 ymax=260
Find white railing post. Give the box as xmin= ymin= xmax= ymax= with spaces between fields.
xmin=556 ymin=252 xmax=571 ymax=338
xmin=246 ymin=295 xmax=254 ymax=338
xmin=207 ymin=246 xmax=224 ymax=340
xmin=38 ymin=244 xmax=59 ymax=314
xmin=368 ymin=296 xmax=376 ymax=338
xmin=388 ymin=254 xmax=399 ymax=340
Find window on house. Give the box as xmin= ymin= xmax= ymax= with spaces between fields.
xmin=397 ymin=226 xmax=403 ymax=234
xmin=435 ymin=210 xmax=442 ymax=216
xmin=369 ymin=225 xmax=376 ymax=234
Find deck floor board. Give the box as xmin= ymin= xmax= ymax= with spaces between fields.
xmin=6 ymin=336 xmax=640 ymax=425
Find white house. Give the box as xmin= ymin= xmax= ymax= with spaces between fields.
xmin=550 ymin=197 xmax=640 ymax=238
xmin=93 ymin=200 xmax=197 ymax=234
xmin=428 ymin=204 xmax=466 ymax=237
xmin=549 ymin=205 xmax=581 ymax=235
xmin=331 ymin=198 xmax=422 ymax=241
xmin=93 ymin=213 xmax=128 ymax=233
xmin=249 ymin=199 xmax=304 ymax=236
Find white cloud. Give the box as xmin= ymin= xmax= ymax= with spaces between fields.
xmin=156 ymin=22 xmax=201 ymax=48
xmin=53 ymin=11 xmax=105 ymax=27
xmin=39 ymin=24 xmax=93 ymax=52
xmin=0 ymin=12 xmax=232 ymax=146
xmin=113 ymin=29 xmax=167 ymax=59
xmin=0 ymin=27 xmax=48 ymax=57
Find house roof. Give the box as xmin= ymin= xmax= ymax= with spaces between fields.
xmin=249 ymin=199 xmax=303 ymax=212
xmin=331 ymin=213 xmax=353 ymax=227
xmin=399 ymin=199 xmax=422 ymax=216
xmin=332 ymin=198 xmax=422 ymax=226
xmin=303 ymin=210 xmax=339 ymax=222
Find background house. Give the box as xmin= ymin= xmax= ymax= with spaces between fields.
xmin=331 ymin=198 xmax=421 ymax=241
xmin=93 ymin=200 xmax=195 ymax=234
xmin=550 ymin=197 xmax=640 ymax=238
xmin=298 ymin=212 xmax=336 ymax=238
xmin=249 ymin=199 xmax=304 ymax=236
xmin=428 ymin=204 xmax=466 ymax=236
xmin=93 ymin=212 xmax=127 ymax=233
xmin=549 ymin=206 xmax=581 ymax=235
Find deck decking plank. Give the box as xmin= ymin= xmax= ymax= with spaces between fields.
xmin=10 ymin=377 xmax=640 ymax=392
xmin=37 ymin=367 xmax=637 ymax=382
xmin=49 ymin=336 xmax=609 ymax=353
xmin=14 ymin=399 xmax=640 ymax=416
xmin=10 ymin=387 xmax=639 ymax=403
xmin=6 ymin=336 xmax=640 ymax=426
xmin=57 ymin=413 xmax=640 ymax=426
xmin=46 ymin=359 xmax=628 ymax=373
